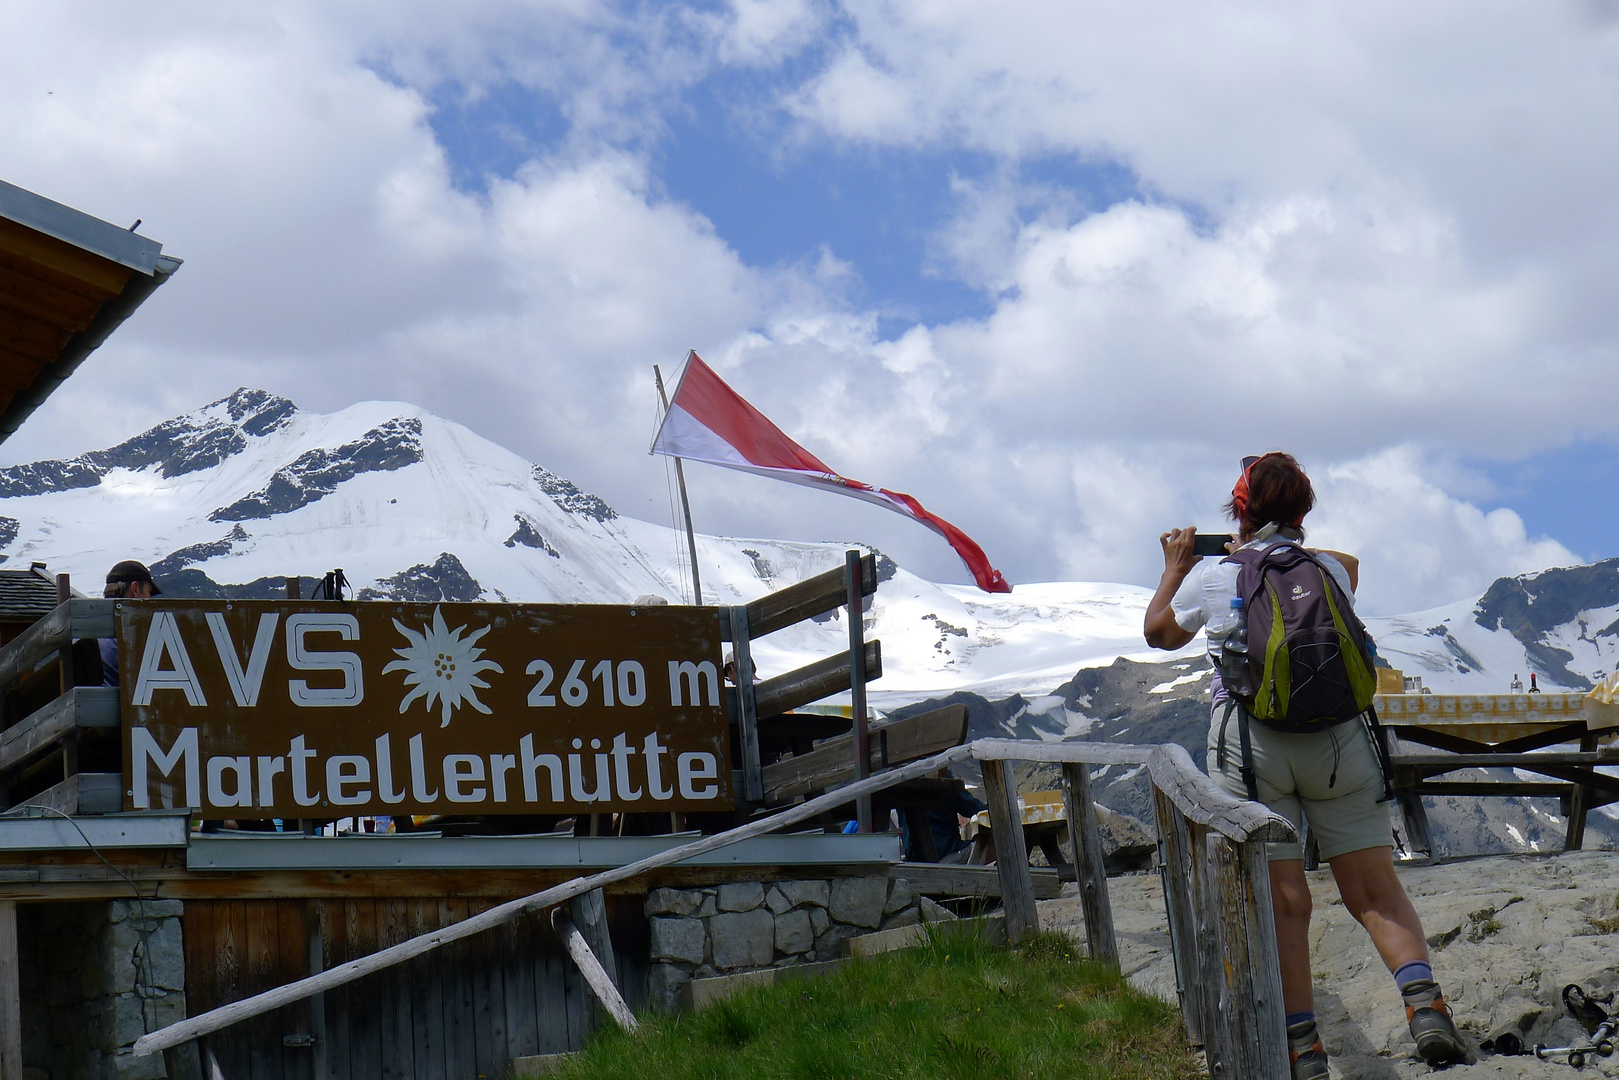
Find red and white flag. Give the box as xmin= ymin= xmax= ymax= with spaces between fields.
xmin=650 ymin=352 xmax=1011 ymax=593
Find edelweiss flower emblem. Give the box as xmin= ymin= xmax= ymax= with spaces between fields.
xmin=383 ymin=606 xmax=505 ymax=727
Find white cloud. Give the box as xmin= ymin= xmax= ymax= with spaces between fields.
xmin=1309 ymin=449 xmax=1580 ymax=614
xmin=0 ymin=1 xmax=1606 ymax=618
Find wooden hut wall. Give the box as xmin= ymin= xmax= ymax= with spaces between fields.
xmin=182 ymin=896 xmax=649 ymax=1079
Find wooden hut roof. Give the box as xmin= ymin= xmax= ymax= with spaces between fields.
xmin=0 ymin=180 xmax=181 ymax=445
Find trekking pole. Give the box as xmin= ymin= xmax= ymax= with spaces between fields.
xmin=1532 ymin=1018 xmax=1619 ymax=1068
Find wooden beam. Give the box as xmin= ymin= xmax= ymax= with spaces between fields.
xmin=1061 ymin=761 xmax=1118 ymax=970
xmin=980 ymin=758 xmax=1037 ymax=942
xmin=761 ymin=704 xmax=968 ymax=801
xmin=753 ymin=641 xmax=881 ymax=719
xmin=0 ymin=686 xmax=119 ymax=772
xmin=555 ymin=897 xmax=633 ymax=1030
xmin=0 ymin=901 xmax=18 ymax=1080
xmin=8 ymin=772 xmax=121 ymax=815
xmin=743 ymin=554 xmax=876 ymax=639
xmin=551 ymin=909 xmax=637 ymax=1030
xmin=0 ymin=601 xmax=71 ymax=694
xmin=887 ymin=863 xmax=1062 ymax=901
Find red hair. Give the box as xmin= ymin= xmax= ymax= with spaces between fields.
xmin=1224 ymin=452 xmax=1314 ymax=535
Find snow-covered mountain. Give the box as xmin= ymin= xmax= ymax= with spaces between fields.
xmin=0 ymin=389 xmax=1177 ymax=707
xmin=2 ymin=388 xmax=1614 ymax=714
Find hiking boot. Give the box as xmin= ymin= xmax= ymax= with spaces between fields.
xmin=1288 ymin=1019 xmax=1330 ymax=1080
xmin=1401 ymin=979 xmax=1465 ymax=1065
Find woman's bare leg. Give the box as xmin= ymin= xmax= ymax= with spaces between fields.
xmin=1270 ymin=858 xmax=1316 ymax=1013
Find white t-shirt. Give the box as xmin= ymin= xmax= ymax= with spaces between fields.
xmin=1171 ymin=536 xmax=1354 ymax=703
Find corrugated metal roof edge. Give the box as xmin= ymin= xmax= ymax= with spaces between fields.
xmin=0 ymin=178 xmax=164 ymax=275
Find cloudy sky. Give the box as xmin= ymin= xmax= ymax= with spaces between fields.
xmin=2 ymin=1 xmax=1616 ymax=614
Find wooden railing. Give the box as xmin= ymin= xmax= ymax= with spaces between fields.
xmin=130 ymin=735 xmax=1295 ymax=1079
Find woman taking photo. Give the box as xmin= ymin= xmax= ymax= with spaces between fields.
xmin=1143 ymin=452 xmax=1464 ymax=1079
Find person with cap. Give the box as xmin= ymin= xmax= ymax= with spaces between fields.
xmin=1142 ymin=453 xmax=1464 ymax=1077
xmin=99 ymin=560 xmax=160 ymax=686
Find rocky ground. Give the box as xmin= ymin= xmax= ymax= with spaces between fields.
xmin=1039 ymin=848 xmax=1619 ymax=1078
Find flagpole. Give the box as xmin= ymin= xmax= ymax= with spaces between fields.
xmin=655 ymin=359 xmax=703 ymax=605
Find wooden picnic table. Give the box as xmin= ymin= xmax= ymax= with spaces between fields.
xmin=1377 ymin=692 xmax=1619 ymax=855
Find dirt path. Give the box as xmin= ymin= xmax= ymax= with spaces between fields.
xmin=1038 ymin=848 xmax=1619 ymax=1077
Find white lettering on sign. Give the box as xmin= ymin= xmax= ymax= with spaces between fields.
xmin=207 ymin=611 xmax=278 ymax=707
xmin=667 ymin=660 xmax=719 ymax=707
xmin=132 ymin=726 xmax=716 ymax=812
xmin=285 ymin=612 xmax=364 ymax=707
xmin=132 ymin=612 xmax=208 ymax=707
xmin=677 ymin=751 xmax=720 ymax=800
xmin=130 ymin=726 xmax=199 ymax=808
xmin=206 ymin=755 xmax=253 ymax=807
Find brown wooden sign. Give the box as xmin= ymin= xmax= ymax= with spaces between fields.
xmin=118 ymin=600 xmax=732 ymax=816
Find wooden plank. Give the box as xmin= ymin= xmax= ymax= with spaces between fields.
xmin=214 ymin=901 xmax=252 ymax=1080
xmin=753 ymin=640 xmax=881 ymax=719
xmin=0 ymin=901 xmax=20 ymax=1080
xmin=0 ymin=686 xmax=118 ymax=772
xmin=276 ymin=900 xmax=313 ymax=1080
xmin=1060 ymin=761 xmax=1118 ymax=970
xmin=1209 ymin=834 xmax=1289 ymax=1080
xmin=980 ymin=758 xmax=1037 ymax=942
xmin=0 ymin=216 xmax=134 ymax=297
xmin=763 ymin=704 xmax=968 ymax=800
xmin=377 ymin=899 xmax=414 ymax=1080
xmin=0 ymin=307 xmax=72 ymax=359
xmin=10 ymin=771 xmax=121 ymax=815
xmin=1151 ymin=786 xmax=1207 ymax=1047
xmin=439 ymin=898 xmax=476 ymax=1080
xmin=0 ymin=261 xmax=102 ymax=331
xmin=534 ymin=912 xmax=569 ymax=1056
xmin=244 ymin=902 xmax=283 ymax=1080
xmin=888 ymin=863 xmax=1061 ymax=900
xmin=550 ymin=910 xmax=637 ymax=1031
xmin=406 ymin=901 xmax=444 ymax=1080
xmin=502 ymin=910 xmax=541 ymax=1060
xmin=969 ymin=738 xmax=1155 ymax=766
xmin=1392 ymin=750 xmax=1619 ymax=768
xmin=320 ymin=901 xmax=350 ymax=1080
xmin=345 ymin=902 xmax=382 ymax=1080
xmin=71 ymin=598 xmax=116 ymax=640
xmin=743 ymin=554 xmax=876 ymax=639
xmin=134 ymin=743 xmax=982 ymax=1056
xmin=304 ymin=902 xmax=327 ymax=1080
xmin=470 ymin=898 xmax=507 ymax=1080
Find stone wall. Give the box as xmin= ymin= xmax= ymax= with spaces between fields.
xmin=19 ymin=899 xmax=188 ymax=1080
xmin=645 ymin=874 xmax=941 ymax=1010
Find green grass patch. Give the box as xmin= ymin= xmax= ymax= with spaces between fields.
xmin=548 ymin=924 xmax=1199 ymax=1080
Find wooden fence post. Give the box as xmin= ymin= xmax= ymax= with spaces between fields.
xmin=0 ymin=901 xmax=19 ymax=1080
xmin=982 ymin=757 xmax=1038 ymax=941
xmin=1059 ymin=762 xmax=1117 ymax=969
xmin=1151 ymin=787 xmax=1207 ymax=1048
xmin=1208 ymin=835 xmax=1288 ymax=1080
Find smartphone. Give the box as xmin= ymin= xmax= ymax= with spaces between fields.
xmin=1193 ymin=533 xmax=1234 ymax=557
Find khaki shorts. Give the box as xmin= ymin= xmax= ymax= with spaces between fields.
xmin=1205 ymin=706 xmax=1393 ymax=862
